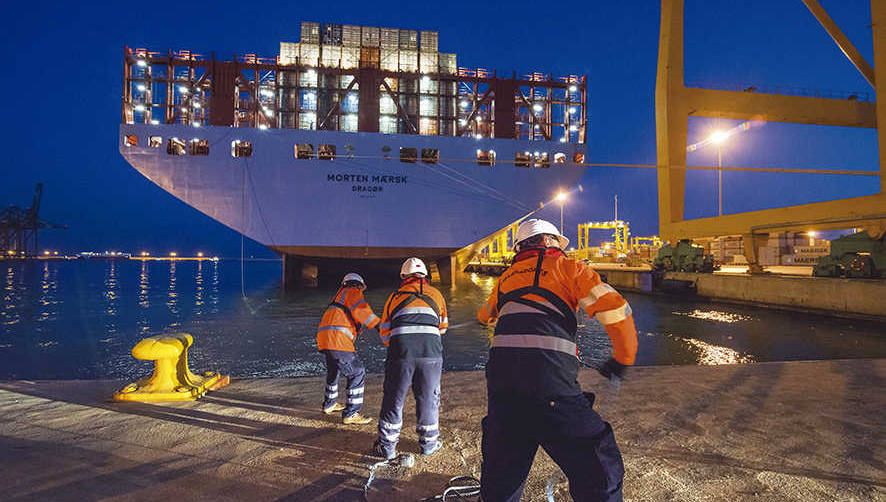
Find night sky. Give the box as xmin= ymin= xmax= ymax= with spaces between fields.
xmin=1 ymin=1 xmax=879 ymax=257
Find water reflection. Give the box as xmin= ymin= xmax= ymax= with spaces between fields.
xmin=167 ymin=260 xmax=179 ymax=327
xmin=3 ymin=265 xmax=20 ymax=326
xmin=137 ymin=261 xmax=150 ymax=333
xmin=103 ymin=261 xmax=119 ymax=335
xmin=671 ymin=334 xmax=755 ymax=365
xmin=672 ymin=309 xmax=754 ymax=323
xmin=194 ymin=260 xmax=204 ymax=315
xmin=37 ymin=262 xmax=59 ymax=323
xmin=1 ymin=260 xmax=885 ymax=380
xmin=210 ymin=260 xmax=220 ymax=314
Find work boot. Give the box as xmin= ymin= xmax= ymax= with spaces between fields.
xmin=343 ymin=413 xmax=373 ymax=425
xmin=422 ymin=439 xmax=443 ymax=456
xmin=372 ymin=439 xmax=397 ymax=460
xmin=323 ymin=403 xmax=345 ymax=414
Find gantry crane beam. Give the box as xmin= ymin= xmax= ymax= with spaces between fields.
xmin=683 ymin=87 xmax=876 ymax=127
xmin=656 ymin=0 xmax=886 ymax=265
xmin=801 ymin=0 xmax=876 ymax=88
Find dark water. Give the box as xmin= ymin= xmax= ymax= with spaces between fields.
xmin=1 ymin=260 xmax=884 ymax=380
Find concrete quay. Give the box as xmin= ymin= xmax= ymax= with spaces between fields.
xmin=600 ymin=268 xmax=886 ymax=319
xmin=1 ymin=359 xmax=883 ymax=501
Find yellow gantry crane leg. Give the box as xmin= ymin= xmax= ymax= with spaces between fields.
xmin=656 ymin=0 xmax=886 ymax=270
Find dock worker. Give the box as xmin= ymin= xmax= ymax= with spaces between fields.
xmin=373 ymin=257 xmax=449 ymax=459
xmin=477 ymin=218 xmax=638 ymax=502
xmin=316 ymin=273 xmax=380 ymax=425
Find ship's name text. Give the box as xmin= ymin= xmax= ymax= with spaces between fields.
xmin=326 ymin=174 xmax=407 ymax=184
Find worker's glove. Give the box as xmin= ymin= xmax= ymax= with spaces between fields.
xmin=598 ymin=358 xmax=627 ymax=381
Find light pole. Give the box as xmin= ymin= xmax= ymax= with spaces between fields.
xmin=556 ymin=191 xmax=568 ymax=234
xmin=709 ymin=130 xmax=730 ymax=217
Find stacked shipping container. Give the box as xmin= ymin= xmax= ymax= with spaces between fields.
xmin=278 ymin=22 xmax=458 ymax=135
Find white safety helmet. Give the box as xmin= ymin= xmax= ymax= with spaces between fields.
xmin=400 ymin=257 xmax=428 ymax=279
xmin=514 ymin=218 xmax=570 ymax=251
xmin=341 ymin=272 xmax=366 ymax=287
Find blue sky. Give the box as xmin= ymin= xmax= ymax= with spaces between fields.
xmin=1 ymin=0 xmax=879 ymax=256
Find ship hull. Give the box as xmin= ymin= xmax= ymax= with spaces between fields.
xmin=120 ymin=124 xmax=586 ymax=259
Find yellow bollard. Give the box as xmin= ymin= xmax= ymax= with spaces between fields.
xmin=113 ymin=333 xmax=229 ymax=402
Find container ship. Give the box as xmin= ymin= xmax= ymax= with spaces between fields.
xmin=119 ymin=22 xmax=588 ymax=285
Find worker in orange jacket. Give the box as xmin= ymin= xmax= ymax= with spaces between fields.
xmin=477 ymin=218 xmax=638 ymax=502
xmin=373 ymin=257 xmax=448 ymax=459
xmin=317 ymin=273 xmax=380 ymax=425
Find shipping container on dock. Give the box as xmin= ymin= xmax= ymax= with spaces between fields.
xmin=361 ymin=26 xmax=380 ymax=47
xmin=300 ymin=43 xmax=320 ymax=66
xmin=420 ymin=52 xmax=438 ymax=74
xmin=342 ymin=25 xmax=362 ymax=47
xmin=280 ymin=42 xmax=299 ymax=65
xmin=341 ymin=47 xmax=359 ymax=69
xmin=420 ymin=30 xmax=438 ymax=52
xmin=360 ymin=47 xmax=380 ymax=68
xmin=381 ymin=28 xmax=399 ymax=50
xmin=399 ymin=29 xmax=418 ymax=50
xmin=301 ymin=22 xmax=320 ymax=44
xmin=321 ymin=23 xmax=343 ymax=46
xmin=321 ymin=45 xmax=342 ymax=67
xmin=439 ymin=53 xmax=457 ymax=74
xmin=399 ymin=50 xmax=419 ymax=72
xmin=380 ymin=49 xmax=399 ymax=71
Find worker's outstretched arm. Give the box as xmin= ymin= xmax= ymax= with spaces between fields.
xmin=476 ymin=280 xmax=500 ymax=325
xmin=377 ymin=294 xmax=394 ymax=346
xmin=438 ymin=292 xmax=449 ymax=334
xmin=573 ymin=261 xmax=638 ymax=367
xmin=350 ymin=291 xmax=381 ymax=330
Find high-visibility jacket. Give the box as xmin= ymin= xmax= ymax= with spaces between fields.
xmin=379 ymin=277 xmax=449 ymax=359
xmin=477 ymin=247 xmax=638 ymax=397
xmin=316 ymin=286 xmax=381 ymax=352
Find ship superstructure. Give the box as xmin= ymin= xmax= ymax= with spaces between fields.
xmin=120 ymin=23 xmax=588 ymax=284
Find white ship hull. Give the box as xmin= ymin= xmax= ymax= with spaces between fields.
xmin=120 ymin=124 xmax=586 ymax=259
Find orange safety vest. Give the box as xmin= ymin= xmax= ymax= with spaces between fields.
xmin=317 ymin=286 xmax=381 ymax=352
xmin=478 ymin=247 xmax=638 ymax=396
xmin=379 ymin=277 xmax=449 ymax=359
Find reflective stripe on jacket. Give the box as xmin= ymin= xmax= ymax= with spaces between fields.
xmin=379 ymin=277 xmax=448 ymax=359
xmin=477 ymin=247 xmax=638 ymax=397
xmin=317 ymin=286 xmax=381 ymax=352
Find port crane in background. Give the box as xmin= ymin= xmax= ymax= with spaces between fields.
xmin=656 ymin=0 xmax=886 ymax=273
xmin=0 ymin=183 xmax=66 ymax=257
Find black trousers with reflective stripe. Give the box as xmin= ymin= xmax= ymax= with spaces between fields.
xmin=322 ymin=350 xmax=365 ymax=417
xmin=480 ymin=392 xmax=624 ymax=502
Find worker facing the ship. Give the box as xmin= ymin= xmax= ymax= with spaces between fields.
xmin=477 ymin=218 xmax=638 ymax=502
xmin=373 ymin=257 xmax=449 ymax=459
xmin=316 ymin=273 xmax=380 ymax=425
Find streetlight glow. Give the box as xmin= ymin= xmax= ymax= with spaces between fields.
xmin=709 ymin=130 xmax=729 ymax=144
xmin=556 ymin=192 xmax=568 ymax=202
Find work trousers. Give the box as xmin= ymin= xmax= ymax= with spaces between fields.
xmin=480 ymin=392 xmax=624 ymax=502
xmin=321 ymin=349 xmax=365 ymax=418
xmin=377 ymin=357 xmax=442 ymax=455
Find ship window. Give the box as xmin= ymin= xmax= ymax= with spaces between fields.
xmin=231 ymin=140 xmax=252 ymax=157
xmin=400 ymin=147 xmax=418 ymax=163
xmin=318 ymin=144 xmax=336 ymax=160
xmin=148 ymin=136 xmax=162 ymax=148
xmin=534 ymin=152 xmax=550 ymax=168
xmin=125 ymin=135 xmax=138 ymax=147
xmin=167 ymin=138 xmax=186 ymax=155
xmin=573 ymin=152 xmax=585 ymax=164
xmin=295 ymin=143 xmax=314 ymax=159
xmin=421 ymin=148 xmax=439 ymax=164
xmin=515 ymin=152 xmax=531 ymax=167
xmin=477 ymin=150 xmax=495 ymax=166
xmin=553 ymin=152 xmax=567 ymax=164
xmin=188 ymin=139 xmax=209 ymax=156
